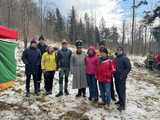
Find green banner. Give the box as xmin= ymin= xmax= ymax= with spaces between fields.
xmin=0 ymin=40 xmax=17 ymax=83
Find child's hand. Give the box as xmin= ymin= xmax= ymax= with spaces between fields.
xmin=42 ymin=69 xmax=46 ymax=73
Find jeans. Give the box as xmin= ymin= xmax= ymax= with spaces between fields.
xmin=99 ymin=82 xmax=111 ymax=104
xmin=59 ymin=68 xmax=70 ymax=93
xmin=86 ymin=74 xmax=98 ymax=99
xmin=44 ymin=71 xmax=55 ymax=93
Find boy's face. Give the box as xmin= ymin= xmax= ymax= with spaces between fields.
xmin=62 ymin=43 xmax=68 ymax=48
xmin=77 ymin=47 xmax=82 ymax=52
xmin=117 ymin=48 xmax=123 ymax=55
xmin=31 ymin=43 xmax=37 ymax=48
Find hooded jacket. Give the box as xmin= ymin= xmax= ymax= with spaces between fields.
xmin=85 ymin=47 xmax=98 ymax=75
xmin=41 ymin=52 xmax=57 ymax=71
xmin=96 ymin=57 xmax=116 ymax=83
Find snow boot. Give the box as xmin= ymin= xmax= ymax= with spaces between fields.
xmin=76 ymin=89 xmax=81 ymax=97
xmin=56 ymin=91 xmax=63 ymax=97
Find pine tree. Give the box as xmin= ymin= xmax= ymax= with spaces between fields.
xmin=55 ymin=8 xmax=65 ymax=40
xmin=110 ymin=26 xmax=119 ymax=46
xmin=69 ymin=6 xmax=77 ymax=42
xmin=84 ymin=13 xmax=90 ymax=43
xmin=77 ymin=19 xmax=85 ymax=41
xmin=99 ymin=17 xmax=111 ymax=42
xmin=95 ymin=26 xmax=100 ymax=45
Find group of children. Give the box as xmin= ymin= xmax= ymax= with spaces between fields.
xmin=22 ymin=36 xmax=131 ymax=112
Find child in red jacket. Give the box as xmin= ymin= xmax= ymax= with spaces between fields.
xmin=85 ymin=47 xmax=99 ymax=102
xmin=96 ymin=47 xmax=115 ymax=107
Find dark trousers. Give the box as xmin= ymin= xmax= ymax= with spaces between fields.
xmin=115 ymin=75 xmax=126 ymax=108
xmin=86 ymin=74 xmax=98 ymax=99
xmin=158 ymin=64 xmax=160 ymax=71
xmin=37 ymin=66 xmax=42 ymax=92
xmin=77 ymin=88 xmax=86 ymax=95
xmin=59 ymin=68 xmax=70 ymax=93
xmin=111 ymin=80 xmax=116 ymax=100
xmin=44 ymin=71 xmax=55 ymax=93
xmin=26 ymin=73 xmax=38 ymax=93
xmin=148 ymin=61 xmax=154 ymax=70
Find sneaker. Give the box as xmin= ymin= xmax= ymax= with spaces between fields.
xmin=93 ymin=98 xmax=99 ymax=102
xmin=104 ymin=104 xmax=111 ymax=110
xmin=55 ymin=92 xmax=63 ymax=97
xmin=98 ymin=101 xmax=106 ymax=105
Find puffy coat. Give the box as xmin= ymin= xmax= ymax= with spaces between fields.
xmin=96 ymin=58 xmax=115 ymax=83
xmin=41 ymin=52 xmax=57 ymax=71
xmin=155 ymin=54 xmax=160 ymax=64
xmin=57 ymin=48 xmax=72 ymax=69
xmin=85 ymin=47 xmax=98 ymax=75
xmin=22 ymin=47 xmax=41 ymax=74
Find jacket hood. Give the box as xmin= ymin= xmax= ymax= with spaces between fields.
xmin=87 ymin=46 xmax=96 ymax=55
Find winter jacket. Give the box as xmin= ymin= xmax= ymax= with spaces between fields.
xmin=37 ymin=43 xmax=48 ymax=55
xmin=96 ymin=57 xmax=115 ymax=83
xmin=41 ymin=52 xmax=57 ymax=71
xmin=22 ymin=47 xmax=41 ymax=74
xmin=57 ymin=48 xmax=72 ymax=69
xmin=85 ymin=47 xmax=98 ymax=75
xmin=155 ymin=54 xmax=160 ymax=64
xmin=114 ymin=54 xmax=131 ymax=79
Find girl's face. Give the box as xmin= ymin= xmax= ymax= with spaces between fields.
xmin=48 ymin=47 xmax=54 ymax=53
xmin=62 ymin=43 xmax=68 ymax=49
xmin=88 ymin=49 xmax=94 ymax=56
xmin=100 ymin=52 xmax=107 ymax=57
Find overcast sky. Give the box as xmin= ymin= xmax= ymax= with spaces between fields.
xmin=36 ymin=0 xmax=160 ymax=27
